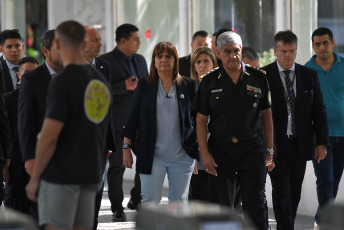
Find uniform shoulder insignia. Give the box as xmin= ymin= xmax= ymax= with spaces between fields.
xmin=246 ymin=64 xmax=266 ymax=75
xmin=201 ymin=67 xmax=220 ymax=79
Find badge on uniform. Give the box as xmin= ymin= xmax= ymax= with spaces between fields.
xmin=246 ymin=85 xmax=261 ymax=93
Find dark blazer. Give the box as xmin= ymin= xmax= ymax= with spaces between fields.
xmin=179 ymin=54 xmax=191 ymax=77
xmin=95 ymin=57 xmax=116 ymax=151
xmin=4 ymin=89 xmax=25 ymax=180
xmin=1 ymin=60 xmax=14 ymax=93
xmin=0 ymin=62 xmax=12 ymax=161
xmin=123 ymin=77 xmax=199 ymax=174
xmin=262 ymin=62 xmax=328 ymax=161
xmin=99 ymin=48 xmax=148 ymax=131
xmin=18 ymin=63 xmax=52 ymax=161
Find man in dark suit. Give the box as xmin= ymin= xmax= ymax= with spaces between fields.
xmin=179 ymin=30 xmax=209 ymax=77
xmin=262 ymin=30 xmax=329 ymax=230
xmin=3 ymin=56 xmax=39 ymax=214
xmin=100 ymin=23 xmax=148 ymax=222
xmin=0 ymin=29 xmax=25 ymax=93
xmin=83 ymin=25 xmax=116 ymax=230
xmin=18 ymin=30 xmax=62 ymax=183
xmin=0 ymin=58 xmax=12 ymax=206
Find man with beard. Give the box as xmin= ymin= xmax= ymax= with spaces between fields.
xmin=17 ymin=29 xmax=62 ymax=219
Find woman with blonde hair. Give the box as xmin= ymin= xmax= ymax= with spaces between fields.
xmin=190 ymin=47 xmax=218 ymax=82
xmin=189 ymin=46 xmax=218 ymax=201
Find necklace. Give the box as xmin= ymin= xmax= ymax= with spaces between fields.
xmin=163 ymin=84 xmax=168 ymax=88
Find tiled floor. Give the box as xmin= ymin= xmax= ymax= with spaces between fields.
xmin=97 ymin=180 xmax=315 ymax=230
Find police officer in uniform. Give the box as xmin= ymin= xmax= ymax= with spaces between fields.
xmin=192 ymin=31 xmax=274 ymax=230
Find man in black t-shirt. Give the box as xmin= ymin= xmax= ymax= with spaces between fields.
xmin=26 ymin=20 xmax=111 ymax=230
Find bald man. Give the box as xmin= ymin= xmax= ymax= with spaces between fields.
xmin=83 ymin=25 xmax=115 ymax=230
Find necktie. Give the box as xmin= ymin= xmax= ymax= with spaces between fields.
xmin=284 ymin=70 xmax=297 ymax=135
xmin=12 ymin=66 xmax=20 ymax=88
xmin=127 ymin=56 xmax=137 ymax=77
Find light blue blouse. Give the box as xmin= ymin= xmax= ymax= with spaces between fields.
xmin=154 ymin=79 xmax=186 ymax=162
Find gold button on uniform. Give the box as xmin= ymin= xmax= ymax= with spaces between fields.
xmin=254 ymin=94 xmax=257 ymax=98
xmin=253 ymin=103 xmax=257 ymax=107
xmin=232 ymin=138 xmax=238 ymax=143
xmin=216 ymin=96 xmax=219 ymax=99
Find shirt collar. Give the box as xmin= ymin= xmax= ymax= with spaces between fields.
xmin=277 ymin=61 xmax=295 ymax=72
xmin=45 ymin=62 xmax=57 ymax=76
xmin=218 ymin=62 xmax=245 ymax=80
xmin=116 ymin=47 xmax=132 ymax=60
xmin=85 ymin=58 xmax=96 ymax=66
xmin=6 ymin=60 xmax=18 ymax=70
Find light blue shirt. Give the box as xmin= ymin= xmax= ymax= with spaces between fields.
xmin=305 ymin=52 xmax=344 ymax=136
xmin=6 ymin=60 xmax=19 ymax=89
xmin=154 ymin=79 xmax=186 ymax=162
xmin=277 ymin=62 xmax=296 ymax=135
xmin=45 ymin=62 xmax=57 ymax=77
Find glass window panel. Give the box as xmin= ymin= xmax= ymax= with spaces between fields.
xmin=214 ymin=0 xmax=275 ymax=66
xmin=318 ymin=0 xmax=344 ymax=56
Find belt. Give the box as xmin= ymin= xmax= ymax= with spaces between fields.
xmin=286 ymin=135 xmax=297 ymax=140
xmin=215 ymin=131 xmax=262 ymax=144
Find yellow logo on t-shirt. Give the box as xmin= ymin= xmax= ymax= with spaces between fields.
xmin=84 ymin=80 xmax=111 ymax=124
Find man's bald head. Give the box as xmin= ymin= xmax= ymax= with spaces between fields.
xmin=83 ymin=26 xmax=102 ymax=62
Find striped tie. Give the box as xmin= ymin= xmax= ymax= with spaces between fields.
xmin=284 ymin=70 xmax=296 ymax=135
xmin=128 ymin=56 xmax=137 ymax=77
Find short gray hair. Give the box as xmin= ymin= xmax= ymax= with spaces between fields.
xmin=217 ymin=31 xmax=242 ymax=51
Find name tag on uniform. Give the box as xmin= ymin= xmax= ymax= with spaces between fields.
xmin=211 ymin=89 xmax=223 ymax=93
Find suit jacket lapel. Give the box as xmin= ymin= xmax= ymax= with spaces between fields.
xmin=294 ymin=63 xmax=304 ymax=109
xmin=271 ymin=62 xmax=287 ymax=104
xmin=113 ymin=49 xmax=130 ymax=78
xmin=94 ymin=57 xmax=105 ymax=76
xmin=41 ymin=63 xmax=53 ymax=86
xmin=1 ymin=60 xmax=14 ymax=92
xmin=149 ymin=81 xmax=158 ymax=132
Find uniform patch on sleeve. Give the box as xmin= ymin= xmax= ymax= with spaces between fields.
xmin=84 ymin=80 xmax=111 ymax=124
xmin=268 ymin=91 xmax=272 ymax=105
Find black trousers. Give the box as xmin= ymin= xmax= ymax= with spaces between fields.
xmin=269 ymin=138 xmax=307 ymax=230
xmin=107 ymin=131 xmax=141 ymax=212
xmin=93 ymin=181 xmax=104 ymax=230
xmin=0 ymin=166 xmax=4 ymax=206
xmin=208 ymin=135 xmax=267 ymax=230
xmin=189 ymin=170 xmax=209 ymax=202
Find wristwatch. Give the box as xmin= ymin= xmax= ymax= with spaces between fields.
xmin=123 ymin=143 xmax=132 ymax=149
xmin=267 ymin=148 xmax=274 ymax=154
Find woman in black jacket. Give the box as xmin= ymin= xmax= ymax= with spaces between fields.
xmin=122 ymin=41 xmax=198 ymax=204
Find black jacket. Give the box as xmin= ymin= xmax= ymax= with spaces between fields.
xmin=262 ymin=62 xmax=328 ymax=161
xmin=179 ymin=54 xmax=191 ymax=77
xmin=1 ymin=59 xmax=14 ymax=93
xmin=0 ymin=62 xmax=12 ymax=162
xmin=100 ymin=48 xmax=148 ymax=131
xmin=123 ymin=77 xmax=199 ymax=174
xmin=18 ymin=63 xmax=52 ymax=161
